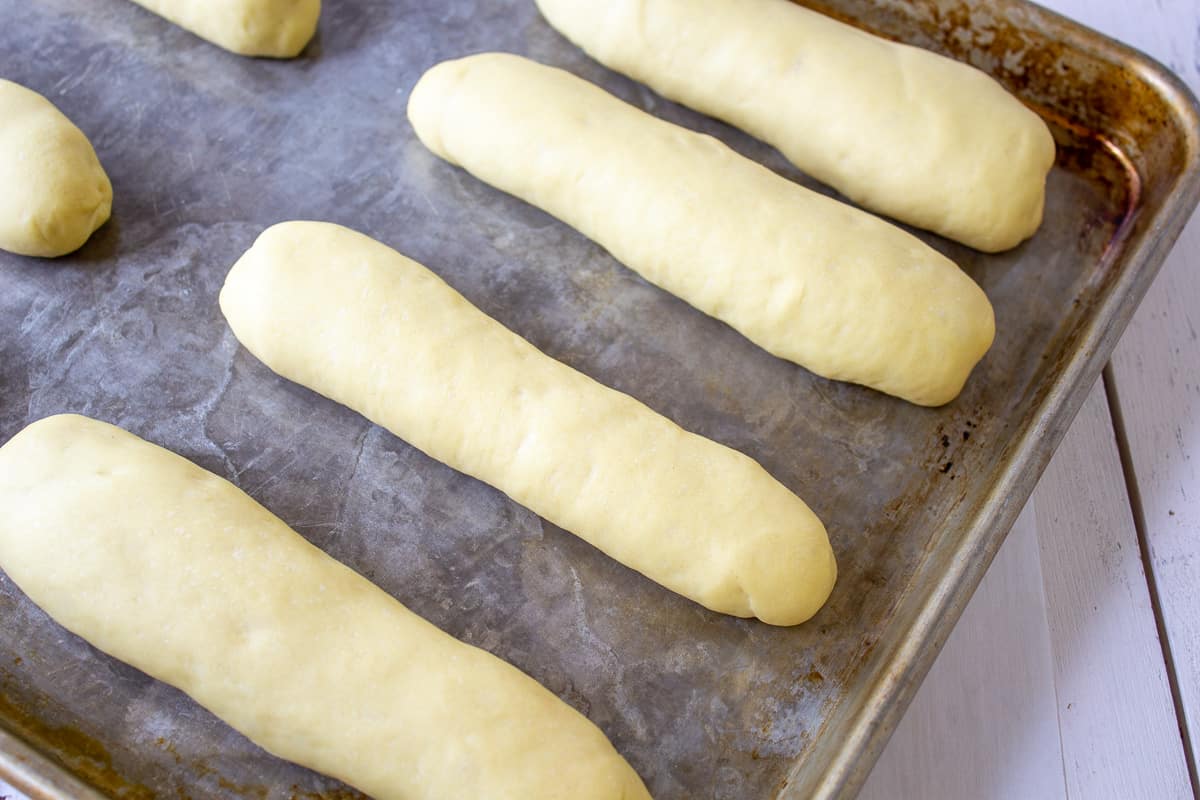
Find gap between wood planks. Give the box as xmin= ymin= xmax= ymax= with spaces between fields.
xmin=1104 ymin=365 xmax=1200 ymax=796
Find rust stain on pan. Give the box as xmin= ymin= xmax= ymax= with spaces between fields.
xmin=0 ymin=689 xmax=153 ymax=800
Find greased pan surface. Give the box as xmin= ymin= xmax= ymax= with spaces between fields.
xmin=0 ymin=1 xmax=1197 ymax=799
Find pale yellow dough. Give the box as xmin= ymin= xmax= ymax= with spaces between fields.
xmin=128 ymin=0 xmax=319 ymax=57
xmin=535 ymin=0 xmax=1056 ymax=252
xmin=0 ymin=414 xmax=650 ymax=800
xmin=0 ymin=80 xmax=111 ymax=258
xmin=220 ymin=221 xmax=837 ymax=625
xmin=408 ymin=54 xmax=995 ymax=406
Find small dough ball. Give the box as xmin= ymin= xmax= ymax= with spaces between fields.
xmin=128 ymin=0 xmax=321 ymax=58
xmin=0 ymin=80 xmax=112 ymax=258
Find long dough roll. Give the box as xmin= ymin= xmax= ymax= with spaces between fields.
xmin=0 ymin=414 xmax=650 ymax=800
xmin=535 ymin=0 xmax=1056 ymax=252
xmin=220 ymin=221 xmax=836 ymax=626
xmin=407 ymin=53 xmax=995 ymax=407
xmin=127 ymin=0 xmax=320 ymax=57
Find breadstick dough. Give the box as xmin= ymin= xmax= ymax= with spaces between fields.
xmin=0 ymin=414 xmax=650 ymax=800
xmin=535 ymin=0 xmax=1056 ymax=252
xmin=127 ymin=0 xmax=320 ymax=57
xmin=408 ymin=54 xmax=995 ymax=406
xmin=220 ymin=221 xmax=837 ymax=626
xmin=0 ymin=80 xmax=111 ymax=258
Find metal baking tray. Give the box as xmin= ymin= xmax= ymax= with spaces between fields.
xmin=1 ymin=0 xmax=1197 ymax=798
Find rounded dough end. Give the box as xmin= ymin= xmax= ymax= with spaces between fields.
xmin=911 ymin=283 xmax=996 ymax=408
xmin=240 ymin=0 xmax=322 ymax=58
xmin=745 ymin=515 xmax=838 ymax=627
xmin=953 ymin=108 xmax=1057 ymax=254
xmin=0 ymin=80 xmax=112 ymax=258
xmin=407 ymin=57 xmax=476 ymax=164
xmin=127 ymin=0 xmax=321 ymax=58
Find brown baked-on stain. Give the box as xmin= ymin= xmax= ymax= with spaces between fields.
xmin=159 ymin=738 xmax=270 ymax=800
xmin=153 ymin=737 xmax=269 ymax=800
xmin=0 ymin=684 xmax=364 ymax=800
xmin=0 ymin=690 xmax=154 ymax=800
xmin=151 ymin=736 xmax=367 ymax=800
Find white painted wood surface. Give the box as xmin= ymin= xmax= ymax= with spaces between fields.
xmin=863 ymin=1 xmax=1200 ymax=797
xmin=1033 ymin=384 xmax=1191 ymax=799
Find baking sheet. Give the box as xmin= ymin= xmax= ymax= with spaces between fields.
xmin=1 ymin=1 xmax=1197 ymax=798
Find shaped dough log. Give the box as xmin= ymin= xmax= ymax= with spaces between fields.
xmin=0 ymin=80 xmax=111 ymax=257
xmin=127 ymin=0 xmax=319 ymax=57
xmin=535 ymin=0 xmax=1056 ymax=252
xmin=408 ymin=53 xmax=995 ymax=407
xmin=0 ymin=414 xmax=651 ymax=800
xmin=220 ymin=221 xmax=837 ymax=626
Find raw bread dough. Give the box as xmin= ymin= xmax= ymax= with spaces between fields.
xmin=0 ymin=414 xmax=651 ymax=800
xmin=408 ymin=54 xmax=995 ymax=406
xmin=220 ymin=221 xmax=837 ymax=626
xmin=0 ymin=80 xmax=111 ymax=258
xmin=128 ymin=0 xmax=319 ymax=57
xmin=535 ymin=0 xmax=1056 ymax=252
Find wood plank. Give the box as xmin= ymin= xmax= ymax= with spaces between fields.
xmin=1037 ymin=0 xmax=1200 ymax=779
xmin=858 ymin=502 xmax=1068 ymax=800
xmin=1034 ymin=380 xmax=1192 ymax=799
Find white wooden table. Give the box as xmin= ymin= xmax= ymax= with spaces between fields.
xmin=2 ymin=2 xmax=1197 ymax=800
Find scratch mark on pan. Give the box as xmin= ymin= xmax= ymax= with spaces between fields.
xmin=219 ymin=174 xmax=234 ymax=207
xmin=418 ymin=187 xmax=440 ymax=217
xmin=246 ymin=454 xmax=301 ymax=497
xmin=331 ymin=425 xmax=373 ymax=535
